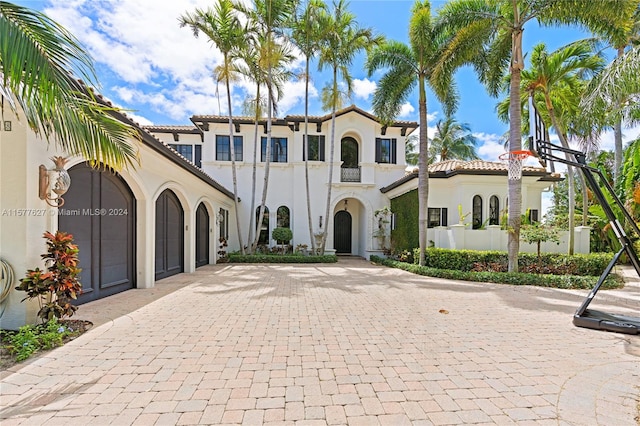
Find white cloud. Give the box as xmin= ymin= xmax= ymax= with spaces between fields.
xmin=474 ymin=132 xmax=506 ymax=162
xmin=352 ymin=78 xmax=377 ymax=100
xmin=399 ymin=102 xmax=415 ymax=118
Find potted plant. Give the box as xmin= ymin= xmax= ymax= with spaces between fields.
xmin=272 ymin=227 xmax=293 ymax=254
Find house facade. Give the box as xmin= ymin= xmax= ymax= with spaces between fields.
xmin=146 ymin=105 xmax=418 ymax=258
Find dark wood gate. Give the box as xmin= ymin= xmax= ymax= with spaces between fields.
xmin=58 ymin=163 xmax=135 ymax=304
xmin=333 ymin=210 xmax=352 ymax=254
xmin=195 ymin=203 xmax=209 ymax=268
xmin=155 ymin=189 xmax=184 ymax=280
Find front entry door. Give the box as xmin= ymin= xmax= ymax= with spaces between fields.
xmin=195 ymin=203 xmax=209 ymax=268
xmin=334 ymin=210 xmax=352 ymax=254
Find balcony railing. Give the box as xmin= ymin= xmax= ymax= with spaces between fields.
xmin=341 ymin=166 xmax=361 ymax=182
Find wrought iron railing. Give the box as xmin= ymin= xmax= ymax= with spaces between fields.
xmin=341 ymin=166 xmax=361 ymax=182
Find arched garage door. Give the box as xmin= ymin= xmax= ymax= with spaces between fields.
xmin=58 ymin=163 xmax=136 ymax=304
xmin=155 ymin=189 xmax=184 ymax=280
xmin=195 ymin=203 xmax=209 ymax=268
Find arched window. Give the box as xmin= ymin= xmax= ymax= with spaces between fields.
xmin=472 ymin=195 xmax=483 ymax=229
xmin=277 ymin=206 xmax=290 ymax=228
xmin=341 ymin=137 xmax=359 ymax=167
xmin=255 ymin=206 xmax=269 ymax=245
xmin=489 ymin=196 xmax=500 ymax=225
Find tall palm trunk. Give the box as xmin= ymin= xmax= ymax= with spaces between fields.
xmin=303 ymin=58 xmax=316 ymax=253
xmin=613 ymin=46 xmax=625 ymax=185
xmin=417 ymin=75 xmax=429 ymax=266
xmin=226 ymin=67 xmax=244 ymax=255
xmin=247 ymin=85 xmax=261 ymax=250
xmin=320 ymin=67 xmax=339 ymax=254
xmin=253 ymin=71 xmax=273 ymax=252
xmin=507 ymin=26 xmax=524 ymax=273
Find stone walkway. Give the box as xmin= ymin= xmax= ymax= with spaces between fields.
xmin=1 ymin=257 xmax=639 ymax=425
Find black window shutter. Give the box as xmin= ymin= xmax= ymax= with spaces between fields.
xmin=302 ymin=135 xmax=306 ymax=161
xmin=391 ymin=138 xmax=397 ymax=164
xmin=319 ymin=136 xmax=325 ymax=161
xmin=195 ymin=145 xmax=202 ymax=168
xmin=375 ymin=138 xmax=381 ymax=163
xmin=442 ymin=208 xmax=448 ymax=227
xmin=261 ymin=137 xmax=266 ymax=162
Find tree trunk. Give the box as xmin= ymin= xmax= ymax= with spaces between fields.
xmin=320 ymin=66 xmax=339 ymax=255
xmin=613 ymin=47 xmax=625 ymax=186
xmin=507 ymin=26 xmax=524 ymax=273
xmin=247 ymin=85 xmax=261 ymax=252
xmin=226 ymin=68 xmax=244 ymax=255
xmin=417 ymin=75 xmax=429 ymax=266
xmin=303 ymin=58 xmax=316 ymax=253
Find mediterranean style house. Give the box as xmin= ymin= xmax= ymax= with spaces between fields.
xmin=1 ymin=102 xmax=565 ymax=328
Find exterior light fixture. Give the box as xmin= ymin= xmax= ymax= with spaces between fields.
xmin=344 ymin=199 xmax=348 ymax=211
xmin=39 ymin=156 xmax=71 ymax=207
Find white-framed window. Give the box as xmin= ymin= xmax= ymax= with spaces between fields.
xmin=215 ymin=135 xmax=243 ymax=161
xmin=169 ymin=144 xmax=202 ymax=167
xmin=304 ymin=135 xmax=325 ymax=161
xmin=428 ymin=208 xmax=448 ymax=228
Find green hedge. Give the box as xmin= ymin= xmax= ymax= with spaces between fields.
xmin=371 ymin=256 xmax=623 ymax=290
xmin=411 ymin=248 xmax=613 ymax=277
xmin=229 ymin=254 xmax=338 ymax=263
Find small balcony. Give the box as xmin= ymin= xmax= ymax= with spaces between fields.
xmin=341 ymin=166 xmax=361 ymax=182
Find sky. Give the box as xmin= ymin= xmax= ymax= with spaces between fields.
xmin=14 ymin=0 xmax=640 ymax=165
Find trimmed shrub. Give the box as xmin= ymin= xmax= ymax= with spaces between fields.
xmin=371 ymin=256 xmax=623 ymax=290
xmin=229 ymin=254 xmax=337 ymax=263
xmin=411 ymin=248 xmax=613 ymax=277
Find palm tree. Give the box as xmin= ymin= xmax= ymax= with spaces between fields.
xmin=436 ymin=0 xmax=635 ymax=272
xmin=366 ymin=0 xmax=455 ymax=266
xmin=0 ymin=1 xmax=138 ymax=170
xmin=581 ymin=45 xmax=640 ymax=135
xmin=235 ymin=0 xmax=296 ymax=253
xmin=429 ymin=116 xmax=479 ymax=162
xmin=317 ymin=0 xmax=382 ymax=254
xmin=291 ymin=0 xmax=327 ymax=253
xmin=405 ymin=134 xmax=419 ymax=166
xmin=180 ymin=0 xmax=246 ymax=255
xmin=523 ymin=41 xmax=604 ymax=254
xmin=236 ymin=32 xmax=292 ymax=250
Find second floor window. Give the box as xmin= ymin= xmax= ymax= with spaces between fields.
xmin=216 ymin=135 xmax=243 ymax=161
xmin=375 ymin=138 xmax=397 ymax=164
xmin=170 ymin=144 xmax=202 ymax=168
xmin=261 ymin=137 xmax=288 ymax=163
xmin=304 ymin=135 xmax=325 ymax=161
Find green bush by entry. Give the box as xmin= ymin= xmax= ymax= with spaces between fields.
xmin=371 ymin=256 xmax=623 ymax=290
xmin=229 ymin=254 xmax=337 ymax=263
xmin=411 ymin=248 xmax=613 ymax=277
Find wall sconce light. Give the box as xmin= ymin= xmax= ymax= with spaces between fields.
xmin=319 ymin=215 xmax=323 ymax=229
xmin=39 ymin=156 xmax=71 ymax=207
xmin=344 ymin=199 xmax=348 ymax=211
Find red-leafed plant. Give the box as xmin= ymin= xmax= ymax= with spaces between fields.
xmin=16 ymin=231 xmax=82 ymax=322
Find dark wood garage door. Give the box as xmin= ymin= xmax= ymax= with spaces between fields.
xmin=195 ymin=203 xmax=209 ymax=268
xmin=155 ymin=189 xmax=184 ymax=280
xmin=58 ymin=163 xmax=135 ymax=304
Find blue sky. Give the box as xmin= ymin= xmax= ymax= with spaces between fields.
xmin=16 ymin=0 xmax=640 ymax=162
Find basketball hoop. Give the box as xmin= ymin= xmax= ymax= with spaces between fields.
xmin=498 ymin=150 xmax=532 ymax=180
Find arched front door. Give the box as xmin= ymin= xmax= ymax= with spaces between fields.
xmin=334 ymin=210 xmax=352 ymax=254
xmin=195 ymin=203 xmax=209 ymax=268
xmin=58 ymin=163 xmax=136 ymax=304
xmin=155 ymin=189 xmax=184 ymax=280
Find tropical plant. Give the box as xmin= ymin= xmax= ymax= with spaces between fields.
xmin=429 ymin=116 xmax=479 ymax=162
xmin=180 ymin=0 xmax=247 ymax=254
xmin=0 ymin=1 xmax=138 ymax=170
xmin=521 ymin=223 xmax=561 ymax=265
xmin=522 ymin=41 xmax=605 ymax=254
xmin=16 ymin=231 xmax=82 ymax=321
xmin=291 ymin=0 xmax=328 ymax=253
xmin=366 ymin=0 xmax=455 ymax=266
xmin=405 ymin=134 xmax=419 ymax=166
xmin=436 ymin=0 xmax=634 ymax=272
xmin=317 ymin=0 xmax=382 ymax=254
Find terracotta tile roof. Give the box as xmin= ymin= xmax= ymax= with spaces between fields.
xmin=143 ymin=125 xmax=200 ymax=133
xmin=381 ymin=159 xmax=561 ymax=194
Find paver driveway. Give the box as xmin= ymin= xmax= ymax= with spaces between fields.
xmin=1 ymin=257 xmax=639 ymax=425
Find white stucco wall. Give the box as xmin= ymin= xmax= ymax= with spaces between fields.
xmin=0 ymin=108 xmax=235 ymax=328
